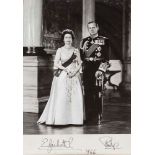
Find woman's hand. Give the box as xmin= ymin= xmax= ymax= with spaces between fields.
xmin=64 ymin=68 xmax=70 ymax=74
xmin=68 ymin=70 xmax=77 ymax=78
xmin=73 ymin=49 xmax=78 ymax=56
xmin=64 ymin=68 xmax=75 ymax=78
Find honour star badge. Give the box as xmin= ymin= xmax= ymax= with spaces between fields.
xmin=97 ymin=52 xmax=101 ymax=57
xmin=89 ymin=57 xmax=93 ymax=61
xmin=97 ymin=46 xmax=102 ymax=51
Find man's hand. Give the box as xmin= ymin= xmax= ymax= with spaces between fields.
xmin=82 ymin=41 xmax=89 ymax=52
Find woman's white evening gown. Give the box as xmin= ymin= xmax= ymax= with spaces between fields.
xmin=37 ymin=47 xmax=83 ymax=125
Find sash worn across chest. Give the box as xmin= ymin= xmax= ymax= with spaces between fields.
xmin=85 ymin=44 xmax=100 ymax=58
xmin=54 ymin=53 xmax=76 ymax=77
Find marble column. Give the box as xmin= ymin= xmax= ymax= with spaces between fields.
xmin=121 ymin=0 xmax=131 ymax=91
xmin=23 ymin=0 xmax=55 ymax=113
xmin=23 ymin=0 xmax=43 ymax=52
xmin=23 ymin=56 xmax=54 ymax=113
xmin=82 ymin=0 xmax=95 ymax=38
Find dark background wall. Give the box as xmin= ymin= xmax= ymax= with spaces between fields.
xmin=96 ymin=0 xmax=130 ymax=60
xmin=42 ymin=0 xmax=130 ymax=60
xmin=43 ymin=0 xmax=82 ymax=49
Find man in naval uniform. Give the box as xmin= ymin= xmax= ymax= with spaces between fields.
xmin=80 ymin=21 xmax=110 ymax=124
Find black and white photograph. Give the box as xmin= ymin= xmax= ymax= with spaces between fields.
xmin=2 ymin=0 xmax=155 ymax=155
xmin=23 ymin=0 xmax=131 ymax=154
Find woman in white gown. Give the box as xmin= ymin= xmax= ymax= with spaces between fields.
xmin=37 ymin=29 xmax=84 ymax=125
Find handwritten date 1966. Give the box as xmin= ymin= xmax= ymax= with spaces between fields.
xmin=86 ymin=149 xmax=96 ymax=155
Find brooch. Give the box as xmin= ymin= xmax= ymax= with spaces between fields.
xmin=97 ymin=46 xmax=102 ymax=51
xmin=96 ymin=52 xmax=101 ymax=57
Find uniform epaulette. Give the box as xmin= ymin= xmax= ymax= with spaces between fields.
xmin=80 ymin=36 xmax=91 ymax=49
xmin=83 ymin=36 xmax=91 ymax=40
xmin=99 ymin=36 xmax=108 ymax=40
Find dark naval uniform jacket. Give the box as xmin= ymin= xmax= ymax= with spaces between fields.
xmin=80 ymin=35 xmax=109 ymax=89
xmin=80 ymin=35 xmax=110 ymax=121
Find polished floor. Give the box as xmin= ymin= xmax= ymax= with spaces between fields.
xmin=23 ymin=90 xmax=131 ymax=134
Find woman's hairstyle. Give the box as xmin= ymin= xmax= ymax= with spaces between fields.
xmin=61 ymin=29 xmax=75 ymax=41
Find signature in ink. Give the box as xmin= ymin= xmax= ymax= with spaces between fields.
xmin=38 ymin=137 xmax=74 ymax=153
xmin=99 ymin=136 xmax=120 ymax=150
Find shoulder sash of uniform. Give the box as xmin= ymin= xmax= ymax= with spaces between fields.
xmin=85 ymin=44 xmax=99 ymax=58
